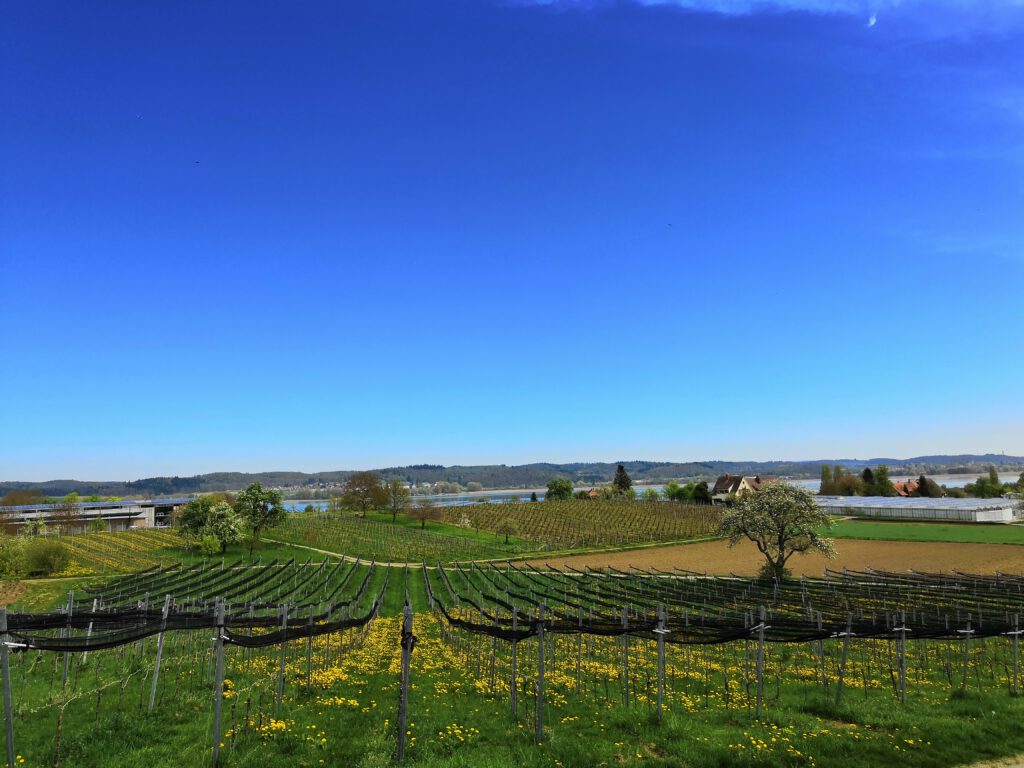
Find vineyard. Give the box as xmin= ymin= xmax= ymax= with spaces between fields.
xmin=6 ymin=560 xmax=1024 ymax=767
xmin=442 ymin=500 xmax=722 ymax=548
xmin=58 ymin=529 xmax=184 ymax=574
xmin=269 ymin=513 xmax=534 ymax=562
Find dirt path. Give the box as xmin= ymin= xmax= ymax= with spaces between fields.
xmin=0 ymin=580 xmax=26 ymax=606
xmin=524 ymin=538 xmax=1024 ymax=576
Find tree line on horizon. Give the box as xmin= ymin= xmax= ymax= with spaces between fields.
xmin=818 ymin=464 xmax=1024 ymax=499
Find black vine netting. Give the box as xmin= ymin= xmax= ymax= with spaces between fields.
xmin=7 ymin=561 xmax=1024 ymax=654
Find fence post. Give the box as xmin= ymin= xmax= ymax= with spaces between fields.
xmin=396 ymin=605 xmax=414 ymax=763
xmin=835 ymin=613 xmax=852 ymax=707
xmin=960 ymin=617 xmax=973 ymax=691
xmin=276 ymin=604 xmax=288 ymax=714
xmin=510 ymin=609 xmax=518 ymax=719
xmin=621 ymin=605 xmax=630 ymax=707
xmin=306 ymin=607 xmax=314 ymax=692
xmin=896 ymin=610 xmax=908 ymax=704
xmin=82 ymin=598 xmax=98 ymax=664
xmin=62 ymin=591 xmax=74 ymax=690
xmin=755 ymin=605 xmax=766 ymax=719
xmin=536 ymin=602 xmax=545 ymax=744
xmin=149 ymin=594 xmax=172 ymax=712
xmin=656 ymin=603 xmax=667 ymax=719
xmin=1 ymin=609 xmax=15 ymax=768
xmin=1014 ymin=614 xmax=1020 ymax=696
xmin=211 ymin=599 xmax=226 ymax=765
xmin=576 ymin=606 xmax=583 ymax=694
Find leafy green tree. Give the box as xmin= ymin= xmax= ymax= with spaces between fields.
xmin=693 ymin=481 xmax=712 ymax=505
xmin=574 ymin=490 xmax=591 ymax=500
xmin=612 ymin=465 xmax=632 ymax=493
xmin=820 ymin=465 xmax=833 ymax=486
xmin=234 ymin=483 xmax=286 ymax=555
xmin=495 ymin=518 xmax=519 ymax=545
xmin=642 ymin=488 xmax=660 ymax=502
xmin=340 ymin=472 xmax=388 ymax=515
xmin=664 ymin=481 xmax=697 ymax=502
xmin=835 ymin=474 xmax=865 ymax=496
xmin=860 ymin=468 xmax=875 ymax=489
xmin=176 ymin=496 xmax=243 ymax=553
xmin=384 ymin=477 xmax=412 ymax=523
xmin=873 ymin=465 xmax=896 ymax=496
xmin=916 ymin=475 xmax=943 ymax=498
xmin=546 ymin=478 xmax=574 ymax=501
xmin=719 ymin=482 xmax=834 ymax=580
xmin=465 ymin=482 xmax=484 ymax=492
xmin=964 ymin=467 xmax=1007 ymax=498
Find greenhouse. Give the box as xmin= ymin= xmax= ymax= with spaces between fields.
xmin=817 ymin=495 xmax=1019 ymax=523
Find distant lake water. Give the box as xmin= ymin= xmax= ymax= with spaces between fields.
xmin=283 ymin=473 xmax=1020 ymax=512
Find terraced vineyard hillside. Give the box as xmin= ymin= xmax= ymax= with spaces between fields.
xmin=270 ymin=513 xmax=533 ymax=562
xmin=60 ymin=529 xmax=183 ymax=574
xmin=444 ymin=499 xmax=721 ymax=548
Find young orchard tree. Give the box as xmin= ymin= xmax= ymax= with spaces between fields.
xmin=384 ymin=477 xmax=411 ymax=523
xmin=234 ymin=482 xmax=286 ymax=556
xmin=496 ymin=517 xmax=519 ymax=545
xmin=719 ymin=482 xmax=834 ymax=580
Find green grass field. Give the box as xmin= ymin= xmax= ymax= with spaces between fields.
xmin=827 ymin=518 xmax=1024 ymax=545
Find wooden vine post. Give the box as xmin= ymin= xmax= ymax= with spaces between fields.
xmin=655 ymin=603 xmax=667 ymax=719
xmin=1 ymin=609 xmax=16 ymax=768
xmin=149 ymin=594 xmax=172 ymax=712
xmin=535 ymin=602 xmax=545 ymax=744
xmin=396 ymin=605 xmax=414 ymax=763
xmin=754 ymin=605 xmax=767 ymax=719
xmin=835 ymin=613 xmax=853 ymax=707
xmin=211 ymin=600 xmax=227 ymax=766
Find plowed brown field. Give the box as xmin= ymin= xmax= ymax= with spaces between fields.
xmin=524 ymin=539 xmax=1024 ymax=576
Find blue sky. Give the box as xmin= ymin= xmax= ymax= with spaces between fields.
xmin=2 ymin=0 xmax=1023 ymax=480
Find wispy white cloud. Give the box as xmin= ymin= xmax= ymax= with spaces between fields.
xmin=511 ymin=0 xmax=1024 ymax=37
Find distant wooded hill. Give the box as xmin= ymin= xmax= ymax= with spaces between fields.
xmin=3 ymin=455 xmax=1023 ymax=499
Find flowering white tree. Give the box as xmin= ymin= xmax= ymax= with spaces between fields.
xmin=719 ymin=482 xmax=835 ymax=579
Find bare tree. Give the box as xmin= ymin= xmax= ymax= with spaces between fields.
xmin=385 ymin=478 xmax=411 ymax=523
xmin=407 ymin=498 xmax=442 ymax=530
xmin=51 ymin=492 xmax=84 ymax=535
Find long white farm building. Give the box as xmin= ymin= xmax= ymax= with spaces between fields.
xmin=817 ymin=496 xmax=1019 ymax=523
xmin=0 ymin=498 xmax=191 ymax=532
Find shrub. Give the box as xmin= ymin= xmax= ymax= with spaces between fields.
xmin=24 ymin=538 xmax=70 ymax=576
xmin=199 ymin=534 xmax=222 ymax=558
xmin=0 ymin=536 xmax=26 ymax=577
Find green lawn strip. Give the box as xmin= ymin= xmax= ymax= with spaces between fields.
xmin=824 ymin=519 xmax=1024 ymax=545
xmin=361 ymin=509 xmax=537 ymax=551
